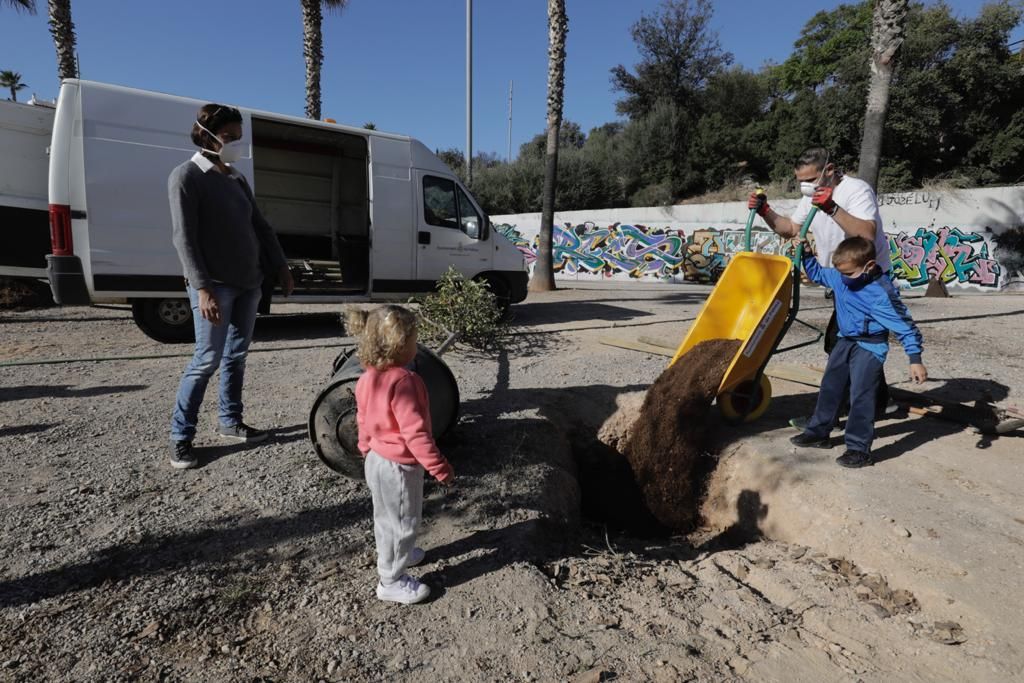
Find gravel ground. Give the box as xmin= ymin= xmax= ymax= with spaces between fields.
xmin=1 ymin=283 xmax=1021 ymax=681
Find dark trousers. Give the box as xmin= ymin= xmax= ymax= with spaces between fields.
xmin=826 ymin=309 xmax=890 ymax=409
xmin=807 ymin=338 xmax=884 ymax=453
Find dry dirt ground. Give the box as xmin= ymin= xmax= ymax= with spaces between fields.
xmin=1 ymin=282 xmax=1022 ymax=682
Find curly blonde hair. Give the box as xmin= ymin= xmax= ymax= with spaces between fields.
xmin=345 ymin=305 xmax=418 ymax=370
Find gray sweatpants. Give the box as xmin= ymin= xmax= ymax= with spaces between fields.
xmin=364 ymin=451 xmax=424 ymax=585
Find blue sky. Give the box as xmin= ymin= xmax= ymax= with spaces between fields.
xmin=2 ymin=1 xmax=1021 ymax=158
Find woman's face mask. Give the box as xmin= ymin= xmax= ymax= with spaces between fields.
xmin=196 ymin=121 xmax=245 ymax=164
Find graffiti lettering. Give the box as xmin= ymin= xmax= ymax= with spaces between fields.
xmin=497 ymin=221 xmax=1002 ymax=290
xmin=497 ymin=222 xmax=689 ymax=279
xmin=889 ymin=226 xmax=1001 ymax=288
xmin=683 ymin=228 xmax=811 ymax=282
xmin=879 ymin=192 xmax=941 ymax=211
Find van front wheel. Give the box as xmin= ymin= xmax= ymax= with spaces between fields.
xmin=132 ymin=298 xmax=195 ymax=344
xmin=476 ymin=273 xmax=512 ymax=317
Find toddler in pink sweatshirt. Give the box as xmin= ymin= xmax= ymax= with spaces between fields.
xmin=346 ymin=305 xmax=454 ymax=604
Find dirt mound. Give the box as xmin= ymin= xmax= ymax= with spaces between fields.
xmin=623 ymin=338 xmax=740 ymax=531
xmin=0 ymin=277 xmax=54 ymax=310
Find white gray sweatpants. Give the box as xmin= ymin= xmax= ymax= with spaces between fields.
xmin=364 ymin=451 xmax=424 ymax=585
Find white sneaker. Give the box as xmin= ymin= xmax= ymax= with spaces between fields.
xmin=408 ymin=547 xmax=425 ymax=567
xmin=376 ymin=574 xmax=430 ymax=604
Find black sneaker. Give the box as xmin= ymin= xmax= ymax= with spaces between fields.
xmin=170 ymin=440 xmax=198 ymax=470
xmin=216 ymin=422 xmax=268 ymax=443
xmin=836 ymin=450 xmax=873 ymax=468
xmin=789 ymin=432 xmax=831 ymax=449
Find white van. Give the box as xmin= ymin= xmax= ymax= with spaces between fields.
xmin=46 ymin=80 xmax=527 ymax=342
xmin=0 ymin=98 xmax=55 ymax=280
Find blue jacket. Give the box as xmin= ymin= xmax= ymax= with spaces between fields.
xmin=802 ymin=253 xmax=923 ymax=364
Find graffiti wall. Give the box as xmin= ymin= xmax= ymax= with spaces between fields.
xmin=889 ymin=226 xmax=1000 ymax=288
xmin=492 ymin=185 xmax=1024 ymax=291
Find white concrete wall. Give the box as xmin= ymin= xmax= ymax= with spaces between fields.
xmin=492 ymin=185 xmax=1024 ymax=291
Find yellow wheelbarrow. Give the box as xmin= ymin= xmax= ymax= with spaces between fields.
xmin=670 ymin=194 xmax=823 ymax=422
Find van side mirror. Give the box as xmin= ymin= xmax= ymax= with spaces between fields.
xmin=464 ymin=219 xmax=480 ymax=241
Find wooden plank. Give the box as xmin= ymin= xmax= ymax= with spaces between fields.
xmin=764 ymin=363 xmax=824 ymax=387
xmin=598 ymin=337 xmax=674 ymax=357
xmin=636 ymin=335 xmax=677 ymax=350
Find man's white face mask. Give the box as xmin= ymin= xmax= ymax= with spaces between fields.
xmin=800 ymin=155 xmax=831 ymax=197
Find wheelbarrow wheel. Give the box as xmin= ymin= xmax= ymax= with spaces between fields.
xmin=719 ymin=375 xmax=772 ymax=423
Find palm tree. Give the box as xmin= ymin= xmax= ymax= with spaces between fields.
xmin=48 ymin=0 xmax=78 ymax=80
xmin=0 ymin=70 xmax=28 ymax=101
xmin=301 ymin=0 xmax=348 ymax=120
xmin=2 ymin=1 xmax=78 ymax=81
xmin=1 ymin=0 xmax=36 ymax=11
xmin=530 ymin=0 xmax=568 ymax=293
xmin=857 ymin=0 xmax=908 ymax=191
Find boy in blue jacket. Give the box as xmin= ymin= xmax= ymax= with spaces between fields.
xmin=791 ymin=236 xmax=928 ymax=467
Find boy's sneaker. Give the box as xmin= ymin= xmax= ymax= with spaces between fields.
xmin=407 ymin=547 xmax=425 ymax=567
xmin=376 ymin=574 xmax=430 ymax=604
xmin=216 ymin=422 xmax=268 ymax=443
xmin=789 ymin=432 xmax=831 ymax=449
xmin=791 ymin=416 xmax=845 ymax=432
xmin=876 ymin=400 xmax=902 ymax=420
xmin=170 ymin=441 xmax=198 ymax=470
xmin=836 ymin=450 xmax=873 ymax=468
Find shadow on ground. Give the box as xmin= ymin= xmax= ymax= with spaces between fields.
xmin=0 ymin=500 xmax=370 ymax=609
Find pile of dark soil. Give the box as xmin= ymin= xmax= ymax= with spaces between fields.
xmin=623 ymin=338 xmax=740 ymax=532
xmin=0 ymin=277 xmax=54 ymax=310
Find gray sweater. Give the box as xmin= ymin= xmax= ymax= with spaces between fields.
xmin=168 ymin=157 xmax=287 ymax=291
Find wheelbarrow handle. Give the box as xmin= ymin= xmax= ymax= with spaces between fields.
xmin=792 ymin=206 xmax=819 ymax=266
xmin=744 ymin=187 xmax=766 ymax=252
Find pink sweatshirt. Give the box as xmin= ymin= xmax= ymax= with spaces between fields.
xmin=355 ymin=366 xmax=454 ymax=482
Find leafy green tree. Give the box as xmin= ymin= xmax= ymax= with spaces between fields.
xmin=610 ymin=0 xmax=732 ymax=118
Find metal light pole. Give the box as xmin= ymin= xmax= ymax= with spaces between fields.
xmin=507 ymin=79 xmax=514 ymax=162
xmin=466 ymin=0 xmax=473 ymax=185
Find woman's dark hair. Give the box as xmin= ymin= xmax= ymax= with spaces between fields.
xmin=190 ymin=103 xmax=243 ymax=148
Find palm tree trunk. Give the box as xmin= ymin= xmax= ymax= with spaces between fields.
xmin=301 ymin=0 xmax=324 ymax=120
xmin=858 ymin=0 xmax=907 ymax=191
xmin=47 ymin=0 xmax=78 ymax=80
xmin=530 ymin=0 xmax=568 ymax=293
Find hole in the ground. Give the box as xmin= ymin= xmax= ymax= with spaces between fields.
xmin=571 ymin=436 xmax=670 ymax=537
xmin=567 ymin=338 xmax=743 ymax=539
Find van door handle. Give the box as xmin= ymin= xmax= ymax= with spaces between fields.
xmin=418 ymin=231 xmax=431 ymax=245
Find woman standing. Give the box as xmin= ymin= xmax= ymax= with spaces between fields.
xmin=167 ymin=104 xmax=294 ymax=470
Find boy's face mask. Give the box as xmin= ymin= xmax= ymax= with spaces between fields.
xmin=838 ymin=260 xmax=877 ymax=289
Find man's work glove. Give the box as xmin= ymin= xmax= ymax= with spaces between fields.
xmin=747 ymin=189 xmax=770 ymax=217
xmin=811 ymin=186 xmax=838 ymax=216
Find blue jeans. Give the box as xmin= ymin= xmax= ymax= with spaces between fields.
xmin=170 ymin=284 xmax=262 ymax=442
xmin=805 ymin=338 xmax=884 ymax=453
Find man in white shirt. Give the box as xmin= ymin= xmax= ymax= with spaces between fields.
xmin=747 ymin=147 xmax=897 ymax=423
xmin=748 ymin=147 xmax=890 ymax=272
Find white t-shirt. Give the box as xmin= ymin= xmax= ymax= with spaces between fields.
xmin=791 ymin=175 xmax=890 ymax=272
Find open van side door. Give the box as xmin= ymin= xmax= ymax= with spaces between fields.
xmin=413 ymin=171 xmax=491 ymax=284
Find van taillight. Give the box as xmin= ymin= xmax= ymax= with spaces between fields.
xmin=49 ymin=204 xmax=73 ymax=256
